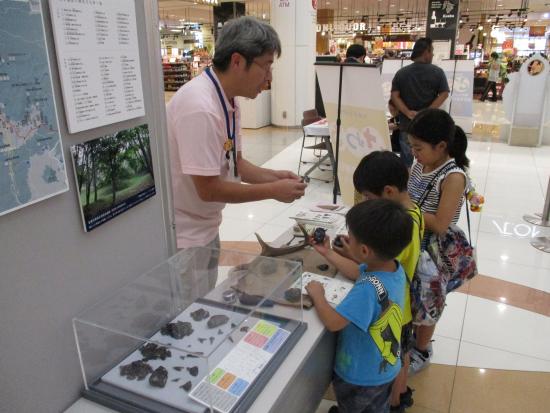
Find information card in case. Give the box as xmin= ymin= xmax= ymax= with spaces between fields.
xmin=73 ymin=248 xmax=307 ymax=413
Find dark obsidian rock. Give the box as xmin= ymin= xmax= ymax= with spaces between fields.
xmin=120 ymin=360 xmax=153 ymax=381
xmin=187 ymin=354 xmax=198 ymax=358
xmin=240 ymin=326 xmax=249 ymax=333
xmin=317 ymin=264 xmax=329 ymax=272
xmin=333 ymin=235 xmax=344 ymax=248
xmin=313 ymin=227 xmax=326 ymax=244
xmin=231 ymin=323 xmax=237 ymax=328
xmin=149 ymin=366 xmax=168 ymax=388
xmin=217 ymin=329 xmax=223 ymax=335
xmin=237 ymin=292 xmax=274 ymax=307
xmin=160 ymin=321 xmax=193 ymax=339
xmin=140 ymin=343 xmax=172 ymax=361
xmin=190 ymin=308 xmax=210 ymax=322
xmin=284 ymin=288 xmax=302 ymax=303
xmin=180 ymin=381 xmax=192 ymax=392
xmin=207 ymin=315 xmax=229 ymax=329
xmin=172 ymin=378 xmax=180 ymax=382
xmin=173 ymin=366 xmax=185 ymax=372
xmin=198 ymin=338 xmax=206 ymax=344
xmin=187 ymin=366 xmax=199 ymax=377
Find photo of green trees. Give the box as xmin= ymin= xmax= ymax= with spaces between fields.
xmin=71 ymin=124 xmax=156 ymax=232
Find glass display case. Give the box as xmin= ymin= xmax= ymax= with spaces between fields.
xmin=73 ymin=248 xmax=306 ymax=413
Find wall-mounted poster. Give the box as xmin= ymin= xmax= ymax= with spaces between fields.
xmin=0 ymin=0 xmax=69 ymax=217
xmin=70 ymin=124 xmax=155 ymax=232
xmin=49 ymin=0 xmax=145 ymax=133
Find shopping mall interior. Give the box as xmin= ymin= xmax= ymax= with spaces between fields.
xmin=1 ymin=1 xmax=550 ymax=413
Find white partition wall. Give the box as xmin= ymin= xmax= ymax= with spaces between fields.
xmin=0 ymin=1 xmax=175 ymax=411
xmin=270 ymin=0 xmax=316 ymax=126
xmin=506 ymin=53 xmax=550 ymax=146
xmin=316 ymin=64 xmax=390 ymax=206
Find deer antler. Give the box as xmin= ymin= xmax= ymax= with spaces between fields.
xmin=255 ymin=223 xmax=310 ymax=257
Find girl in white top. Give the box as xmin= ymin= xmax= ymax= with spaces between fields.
xmin=405 ymin=109 xmax=470 ymax=375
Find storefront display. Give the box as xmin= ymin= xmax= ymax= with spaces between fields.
xmin=74 ymin=248 xmax=307 ymax=413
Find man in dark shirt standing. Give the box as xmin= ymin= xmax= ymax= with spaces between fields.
xmin=391 ymin=38 xmax=450 ymax=167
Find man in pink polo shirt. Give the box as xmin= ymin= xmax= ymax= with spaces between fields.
xmin=167 ymin=17 xmax=306 ymax=295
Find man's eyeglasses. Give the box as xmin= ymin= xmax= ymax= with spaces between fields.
xmin=251 ymin=60 xmax=273 ymax=75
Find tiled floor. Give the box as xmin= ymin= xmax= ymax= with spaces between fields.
xmin=167 ymin=92 xmax=550 ymax=412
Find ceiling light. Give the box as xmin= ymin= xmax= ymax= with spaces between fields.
xmin=478 ymin=25 xmax=484 ymax=30
xmin=343 ymin=6 xmax=348 ymax=10
xmin=479 ymin=369 xmax=486 ymax=374
xmin=487 ymin=18 xmax=492 ymax=22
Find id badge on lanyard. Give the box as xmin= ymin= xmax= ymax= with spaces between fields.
xmin=205 ymin=67 xmax=240 ymax=182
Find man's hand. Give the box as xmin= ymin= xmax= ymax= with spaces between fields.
xmin=406 ymin=110 xmax=417 ymax=120
xmin=305 ymin=280 xmax=325 ymax=300
xmin=272 ymin=170 xmax=300 ymax=180
xmin=310 ymin=233 xmax=331 ymax=257
xmin=271 ymin=179 xmax=306 ymax=203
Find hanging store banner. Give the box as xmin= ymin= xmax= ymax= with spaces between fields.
xmin=316 ymin=64 xmax=390 ymax=206
xmin=450 ymin=60 xmax=474 ymax=133
xmin=426 ymin=0 xmax=460 ymax=56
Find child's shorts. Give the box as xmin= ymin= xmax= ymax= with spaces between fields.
xmin=412 ymin=255 xmax=447 ymax=326
xmin=333 ymin=374 xmax=393 ymax=413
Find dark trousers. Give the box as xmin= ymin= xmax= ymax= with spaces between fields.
xmin=480 ymin=81 xmax=498 ymax=101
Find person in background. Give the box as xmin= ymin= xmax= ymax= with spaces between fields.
xmin=166 ymin=17 xmax=306 ymax=296
xmin=480 ymin=52 xmax=501 ymax=102
xmin=391 ymin=38 xmax=450 ymax=168
xmin=388 ymin=100 xmax=401 ymax=154
xmin=345 ymin=44 xmax=367 ymax=63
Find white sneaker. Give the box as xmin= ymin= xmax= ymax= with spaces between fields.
xmin=408 ymin=344 xmax=433 ymax=376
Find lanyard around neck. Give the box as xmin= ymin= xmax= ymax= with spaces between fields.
xmin=205 ymin=67 xmax=238 ymax=176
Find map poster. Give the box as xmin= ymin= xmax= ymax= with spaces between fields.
xmin=70 ymin=124 xmax=156 ymax=232
xmin=49 ymin=0 xmax=146 ymax=133
xmin=0 ymin=0 xmax=69 ymax=217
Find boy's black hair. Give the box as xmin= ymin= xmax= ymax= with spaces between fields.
xmin=411 ymin=37 xmax=433 ymax=60
xmin=346 ymin=199 xmax=413 ymax=261
xmin=353 ymin=151 xmax=409 ymax=196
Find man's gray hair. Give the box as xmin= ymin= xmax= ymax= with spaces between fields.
xmin=212 ymin=17 xmax=281 ymax=71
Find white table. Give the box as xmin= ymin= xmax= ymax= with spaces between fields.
xmin=65 ymin=217 xmax=347 ymax=413
xmin=303 ymin=118 xmax=330 ymax=137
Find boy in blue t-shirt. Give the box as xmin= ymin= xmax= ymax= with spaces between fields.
xmin=306 ymin=199 xmax=413 ymax=413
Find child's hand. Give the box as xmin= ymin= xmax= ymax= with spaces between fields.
xmin=333 ymin=235 xmax=353 ymax=259
xmin=305 ymin=280 xmax=325 ymax=300
xmin=310 ymin=234 xmax=331 ymax=257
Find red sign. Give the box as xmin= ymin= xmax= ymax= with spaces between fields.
xmin=502 ymin=39 xmax=514 ymax=49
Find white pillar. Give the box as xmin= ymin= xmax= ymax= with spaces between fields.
xmin=270 ymin=0 xmax=317 ymax=126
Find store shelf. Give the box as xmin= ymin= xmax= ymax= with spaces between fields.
xmin=162 ymin=61 xmax=191 ymax=92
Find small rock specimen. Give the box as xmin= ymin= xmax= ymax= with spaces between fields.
xmin=209 ymin=337 xmax=214 ymax=345
xmin=333 ymin=235 xmax=344 ymax=248
xmin=180 ymin=381 xmax=193 ymax=392
xmin=237 ymin=292 xmax=274 ymax=307
xmin=149 ymin=366 xmax=168 ymax=388
xmin=187 ymin=366 xmax=199 ymax=377
xmin=313 ymin=227 xmax=326 ymax=244
xmin=173 ymin=366 xmax=185 ymax=372
xmin=172 ymin=378 xmax=180 ymax=382
xmin=240 ymin=326 xmax=249 ymax=333
xmin=317 ymin=264 xmax=329 ymax=272
xmin=120 ymin=360 xmax=153 ymax=381
xmin=284 ymin=288 xmax=302 ymax=303
xmin=231 ymin=323 xmax=237 ymax=328
xmin=180 ymin=356 xmax=186 ymax=360
xmin=207 ymin=315 xmax=229 ymax=329
xmin=217 ymin=329 xmax=223 ymax=335
xmin=190 ymin=308 xmax=210 ymax=322
xmin=140 ymin=343 xmax=171 ymax=361
xmin=198 ymin=338 xmax=206 ymax=344
xmin=161 ymin=321 xmax=193 ymax=339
